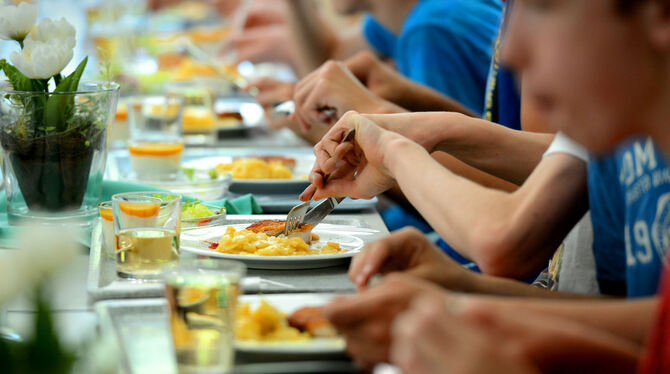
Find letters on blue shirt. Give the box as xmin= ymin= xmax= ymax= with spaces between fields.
xmin=362 ymin=0 xmax=502 ymax=115
xmin=588 ymin=137 xmax=670 ymax=297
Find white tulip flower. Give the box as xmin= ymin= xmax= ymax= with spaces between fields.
xmin=28 ymin=17 xmax=76 ymax=49
xmin=9 ymin=18 xmax=76 ymax=80
xmin=0 ymin=2 xmax=37 ymax=43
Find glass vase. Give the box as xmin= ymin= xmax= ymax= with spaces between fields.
xmin=0 ymin=81 xmax=120 ymax=226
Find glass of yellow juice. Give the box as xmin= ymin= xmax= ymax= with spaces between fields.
xmin=127 ymin=95 xmax=184 ymax=179
xmin=163 ymin=259 xmax=246 ymax=374
xmin=112 ymin=192 xmax=182 ymax=280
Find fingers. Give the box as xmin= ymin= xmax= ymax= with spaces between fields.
xmin=311 ymin=124 xmax=353 ymax=176
xmin=348 ymin=227 xmax=430 ymax=288
xmin=246 ymin=78 xmax=293 ymax=108
xmin=322 ymin=283 xmax=396 ymax=328
xmin=293 ymin=66 xmax=334 ymax=128
xmin=349 ymin=240 xmax=390 ymax=289
xmin=299 ymin=184 xmax=317 ymax=202
xmin=344 ymin=50 xmax=378 ymax=81
xmin=391 ymin=295 xmax=457 ymax=374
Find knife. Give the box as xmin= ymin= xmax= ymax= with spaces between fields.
xmin=302 ymin=197 xmax=345 ymax=226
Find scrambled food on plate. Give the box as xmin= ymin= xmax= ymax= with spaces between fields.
xmin=236 ymin=300 xmax=337 ymax=342
xmin=215 ymin=158 xmax=293 ymax=179
xmin=210 ymin=220 xmax=342 ymax=256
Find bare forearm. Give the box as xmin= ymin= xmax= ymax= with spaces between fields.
xmin=383 ymin=139 xmax=586 ymax=277
xmin=284 ymin=0 xmax=336 ymax=76
xmin=393 ymin=80 xmax=477 ymax=116
xmin=384 ymin=140 xmax=523 ymax=265
xmin=475 ymin=296 xmax=658 ymax=345
xmin=367 ymin=112 xmax=552 ymax=185
xmin=461 ymin=272 xmax=598 ymax=299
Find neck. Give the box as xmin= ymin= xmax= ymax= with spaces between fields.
xmin=373 ymin=0 xmax=418 ymax=34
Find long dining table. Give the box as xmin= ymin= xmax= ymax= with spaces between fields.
xmin=0 ymin=127 xmax=391 ymax=374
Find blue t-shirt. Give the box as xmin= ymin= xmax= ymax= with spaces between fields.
xmin=362 ymin=0 xmax=502 ymax=115
xmin=588 ymin=137 xmax=670 ymax=298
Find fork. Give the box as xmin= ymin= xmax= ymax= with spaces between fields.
xmin=282 ymin=201 xmax=311 ymax=236
xmin=284 ymin=129 xmax=356 ymax=234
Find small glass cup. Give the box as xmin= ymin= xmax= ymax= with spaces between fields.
xmin=112 ymin=192 xmax=182 ymax=280
xmin=98 ymin=201 xmax=115 ymax=258
xmin=165 ymin=81 xmax=216 ymax=136
xmin=127 ymin=95 xmax=184 ymax=180
xmin=163 ymin=259 xmax=246 ymax=374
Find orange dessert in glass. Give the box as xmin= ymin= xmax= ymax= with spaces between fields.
xmin=128 ymin=142 xmax=184 ymax=179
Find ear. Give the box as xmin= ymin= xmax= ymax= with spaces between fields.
xmin=642 ymin=0 xmax=670 ymax=49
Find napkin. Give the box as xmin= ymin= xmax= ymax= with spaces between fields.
xmin=205 ymin=195 xmax=263 ymax=215
xmin=0 ymin=180 xmax=263 ymax=248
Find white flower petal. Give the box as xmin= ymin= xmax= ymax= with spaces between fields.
xmin=9 ymin=16 xmax=77 ymax=79
xmin=9 ymin=35 xmax=74 ymax=79
xmin=0 ymin=2 xmax=37 ymax=41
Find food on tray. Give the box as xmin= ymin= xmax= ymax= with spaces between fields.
xmin=115 ymin=102 xmax=128 ymax=122
xmin=215 ymin=158 xmax=293 ymax=179
xmin=211 ymin=226 xmax=342 ymax=256
xmin=215 ymin=110 xmax=243 ymax=128
xmin=182 ymin=107 xmax=216 ymax=133
xmin=147 ymin=102 xmax=181 ymax=119
xmin=128 ymin=142 xmax=184 ymax=177
xmin=236 ymin=300 xmax=336 ymax=342
xmin=245 ymin=219 xmax=315 ymax=244
xmin=249 ymin=155 xmax=296 ymax=170
xmin=287 ymin=307 xmax=338 ymax=338
xmin=173 ymin=59 xmax=219 ymax=81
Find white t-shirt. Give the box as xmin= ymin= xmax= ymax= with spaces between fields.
xmin=542 ymin=132 xmax=599 ymax=295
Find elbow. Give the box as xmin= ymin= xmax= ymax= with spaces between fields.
xmin=467 ymin=223 xmax=540 ymax=279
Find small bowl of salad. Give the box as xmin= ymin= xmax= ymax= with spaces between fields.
xmin=181 ymin=200 xmax=226 ymax=229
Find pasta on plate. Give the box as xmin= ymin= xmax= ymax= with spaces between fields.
xmin=216 ymin=158 xmax=292 ymax=179
xmin=213 ymin=226 xmax=342 ymax=256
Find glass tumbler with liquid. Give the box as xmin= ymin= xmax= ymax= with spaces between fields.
xmin=127 ymin=95 xmax=184 ymax=180
xmin=163 ymin=259 xmax=246 ymax=374
xmin=112 ymin=192 xmax=182 ymax=279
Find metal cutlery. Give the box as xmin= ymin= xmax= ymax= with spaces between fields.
xmin=282 ymin=201 xmax=310 ymax=236
xmin=271 ymin=100 xmax=338 ymax=120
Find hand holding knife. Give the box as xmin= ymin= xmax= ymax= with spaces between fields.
xmin=301 ymin=129 xmax=356 ymax=227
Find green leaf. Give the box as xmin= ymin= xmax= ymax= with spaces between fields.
xmin=44 ymin=57 xmax=88 ymax=132
xmin=0 ymin=59 xmax=45 ymax=92
xmin=22 ymin=287 xmax=75 ymax=374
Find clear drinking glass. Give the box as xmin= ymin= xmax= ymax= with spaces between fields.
xmin=98 ymin=201 xmax=115 ymax=258
xmin=163 ymin=259 xmax=246 ymax=374
xmin=127 ymin=95 xmax=184 ymax=179
xmin=112 ymin=192 xmax=182 ymax=279
xmin=165 ymin=81 xmax=216 ymax=136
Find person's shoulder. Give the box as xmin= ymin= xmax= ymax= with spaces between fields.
xmin=402 ymin=0 xmax=502 ymax=36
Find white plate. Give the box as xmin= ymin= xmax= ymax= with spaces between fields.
xmin=181 ymin=154 xmax=315 ymax=195
xmin=95 ymin=293 xmax=347 ymax=363
xmin=236 ymin=293 xmax=345 ymax=355
xmin=180 ymin=223 xmax=368 ymax=269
